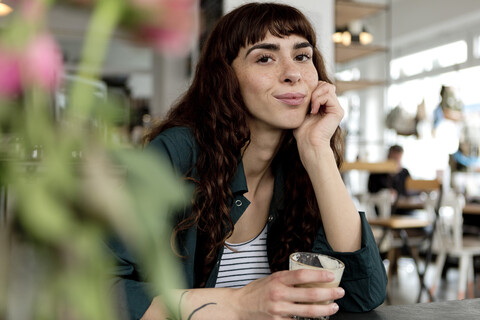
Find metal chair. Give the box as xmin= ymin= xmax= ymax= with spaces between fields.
xmin=430 ymin=191 xmax=480 ymax=300
xmin=369 ymin=177 xmax=443 ymax=303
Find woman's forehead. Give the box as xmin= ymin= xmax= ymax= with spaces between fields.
xmin=244 ymin=32 xmax=310 ymax=47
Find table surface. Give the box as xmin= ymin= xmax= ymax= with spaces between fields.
xmin=332 ymin=299 xmax=480 ymax=319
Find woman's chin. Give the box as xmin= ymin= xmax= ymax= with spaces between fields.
xmin=284 ymin=116 xmax=307 ymax=129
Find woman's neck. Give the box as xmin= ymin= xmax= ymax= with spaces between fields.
xmin=242 ymin=125 xmax=283 ymax=196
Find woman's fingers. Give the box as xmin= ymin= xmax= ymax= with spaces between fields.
xmin=276 ymin=268 xmax=334 ymax=286
xmin=263 ymin=300 xmax=340 ymax=319
xmin=268 ymin=270 xmax=344 ymax=303
xmin=310 ymin=81 xmax=336 ymax=114
xmin=238 ymin=270 xmax=344 ymax=319
xmin=287 ymin=301 xmax=340 ymax=319
xmin=311 ymin=81 xmax=335 ymax=114
xmin=287 ymin=286 xmax=345 ymax=304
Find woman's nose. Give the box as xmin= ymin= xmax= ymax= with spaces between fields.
xmin=281 ymin=61 xmax=301 ymax=83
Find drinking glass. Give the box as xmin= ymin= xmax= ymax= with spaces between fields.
xmin=289 ymin=252 xmax=345 ymax=320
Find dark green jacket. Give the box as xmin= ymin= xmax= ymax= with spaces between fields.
xmin=108 ymin=127 xmax=387 ymax=319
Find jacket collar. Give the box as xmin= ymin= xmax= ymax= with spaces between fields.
xmin=229 ymin=160 xmax=249 ymax=194
xmin=229 ymin=159 xmax=285 ymax=211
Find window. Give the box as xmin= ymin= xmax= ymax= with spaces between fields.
xmin=474 ymin=35 xmax=480 ymax=59
xmin=387 ymin=65 xmax=480 ymax=179
xmin=390 ymin=41 xmax=468 ymax=80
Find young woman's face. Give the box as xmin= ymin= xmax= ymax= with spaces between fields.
xmin=232 ymin=32 xmax=319 ymax=132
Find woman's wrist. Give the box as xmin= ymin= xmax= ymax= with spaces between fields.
xmin=299 ymin=145 xmax=336 ymax=174
xmin=181 ymin=287 xmax=242 ymax=320
xmin=230 ymin=287 xmax=249 ymax=320
xmin=142 ymin=288 xmax=244 ymax=320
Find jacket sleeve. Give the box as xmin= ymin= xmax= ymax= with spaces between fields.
xmin=105 ymin=237 xmax=154 ymax=320
xmin=312 ymin=211 xmax=388 ymax=312
xmin=106 ymin=127 xmax=195 ymax=320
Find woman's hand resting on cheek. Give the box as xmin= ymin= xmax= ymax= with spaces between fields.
xmin=234 ymin=269 xmax=345 ymax=320
xmin=294 ymin=81 xmax=344 ymax=165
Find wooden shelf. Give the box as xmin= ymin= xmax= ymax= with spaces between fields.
xmin=335 ymin=0 xmax=386 ymax=28
xmin=340 ymin=160 xmax=397 ymax=173
xmin=335 ymin=43 xmax=386 ymax=63
xmin=335 ymin=79 xmax=385 ymax=94
xmin=334 ymin=2 xmax=389 ymax=94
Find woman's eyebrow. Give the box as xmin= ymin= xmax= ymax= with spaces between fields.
xmin=294 ymin=42 xmax=313 ymax=50
xmin=245 ymin=43 xmax=279 ymax=57
xmin=245 ymin=41 xmax=313 ymax=58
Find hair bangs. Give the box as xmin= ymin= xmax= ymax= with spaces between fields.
xmin=224 ymin=3 xmax=317 ymax=63
xmin=245 ymin=8 xmax=316 ymax=47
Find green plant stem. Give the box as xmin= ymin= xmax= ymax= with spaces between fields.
xmin=69 ymin=0 xmax=125 ymax=119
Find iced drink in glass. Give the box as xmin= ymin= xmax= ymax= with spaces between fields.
xmin=289 ymin=252 xmax=345 ymax=320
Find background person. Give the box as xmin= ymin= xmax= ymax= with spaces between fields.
xmin=368 ymin=145 xmax=411 ymax=208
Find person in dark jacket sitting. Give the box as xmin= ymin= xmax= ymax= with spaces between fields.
xmin=108 ymin=3 xmax=387 ymax=319
xmin=368 ymin=145 xmax=413 ymax=215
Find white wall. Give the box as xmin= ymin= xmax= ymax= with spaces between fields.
xmin=151 ymin=54 xmax=191 ymax=118
xmin=391 ymin=0 xmax=480 ymax=54
xmin=150 ymin=3 xmax=200 ymax=118
xmin=128 ymin=73 xmax=153 ymax=99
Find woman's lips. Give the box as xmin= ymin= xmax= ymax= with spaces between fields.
xmin=274 ymin=93 xmax=306 ymax=106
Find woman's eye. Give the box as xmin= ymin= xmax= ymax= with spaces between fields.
xmin=295 ymin=54 xmax=311 ymax=62
xmin=256 ymin=55 xmax=273 ymax=63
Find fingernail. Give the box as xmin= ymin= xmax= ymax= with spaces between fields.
xmin=332 ymin=303 xmax=339 ymax=312
xmin=327 ymin=272 xmax=335 ymax=281
xmin=337 ymin=288 xmax=345 ymax=296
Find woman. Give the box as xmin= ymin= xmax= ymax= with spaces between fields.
xmin=110 ymin=3 xmax=387 ymax=319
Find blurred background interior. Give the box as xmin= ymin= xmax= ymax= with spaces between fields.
xmin=1 ymin=0 xmax=480 ymax=311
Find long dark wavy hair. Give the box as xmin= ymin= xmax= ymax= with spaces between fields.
xmin=145 ymin=2 xmax=344 ymax=287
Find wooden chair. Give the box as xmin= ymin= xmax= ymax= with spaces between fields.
xmin=369 ymin=177 xmax=443 ymax=303
xmin=340 ymin=160 xmax=398 ymax=221
xmin=361 ymin=188 xmax=393 ymax=219
xmin=430 ymin=191 xmax=480 ymax=300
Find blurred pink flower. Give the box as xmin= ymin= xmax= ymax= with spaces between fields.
xmin=130 ymin=0 xmax=197 ymax=55
xmin=63 ymin=0 xmax=198 ymax=55
xmin=23 ymin=34 xmax=64 ymax=92
xmin=137 ymin=26 xmax=193 ymax=54
xmin=0 ymin=49 xmax=22 ymax=97
xmin=20 ymin=0 xmax=46 ymax=22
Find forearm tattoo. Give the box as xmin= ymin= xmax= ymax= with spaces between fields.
xmin=165 ymin=290 xmax=217 ymax=320
xmin=187 ymin=302 xmax=217 ymax=320
xmin=178 ymin=291 xmax=188 ymax=318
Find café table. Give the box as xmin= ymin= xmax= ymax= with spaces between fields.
xmin=332 ymin=298 xmax=480 ymax=319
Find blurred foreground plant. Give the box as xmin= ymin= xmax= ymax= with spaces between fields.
xmin=0 ymin=0 xmax=197 ymax=319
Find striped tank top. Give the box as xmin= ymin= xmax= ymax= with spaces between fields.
xmin=214 ymin=224 xmax=271 ymax=288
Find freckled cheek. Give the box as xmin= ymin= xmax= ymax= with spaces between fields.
xmin=303 ymin=72 xmax=319 ymax=102
xmin=244 ymin=74 xmax=275 ymax=95
xmin=304 ymin=71 xmax=319 ymax=88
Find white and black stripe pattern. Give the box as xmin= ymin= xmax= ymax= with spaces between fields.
xmin=215 ymin=224 xmax=271 ymax=288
